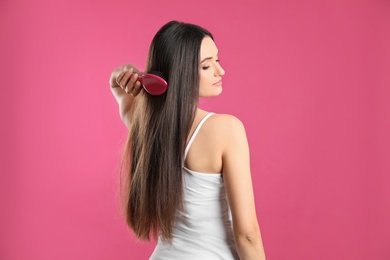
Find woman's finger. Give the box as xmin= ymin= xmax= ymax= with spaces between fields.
xmin=116 ymin=71 xmax=125 ymax=85
xmin=118 ymin=68 xmax=134 ymax=88
xmin=129 ymin=72 xmax=139 ymax=87
xmin=124 ymin=73 xmax=137 ymax=91
xmin=132 ymin=81 xmax=143 ymax=96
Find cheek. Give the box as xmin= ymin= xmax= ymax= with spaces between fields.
xmin=198 ymin=72 xmax=207 ymax=88
xmin=198 ymin=75 xmax=207 ymax=96
xmin=199 ymin=69 xmax=212 ymax=83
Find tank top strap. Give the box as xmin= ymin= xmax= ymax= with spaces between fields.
xmin=184 ymin=113 xmax=215 ymax=160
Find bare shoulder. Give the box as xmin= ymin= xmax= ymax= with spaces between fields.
xmin=206 ymin=113 xmax=247 ymax=139
xmin=200 ymin=113 xmax=248 ymax=157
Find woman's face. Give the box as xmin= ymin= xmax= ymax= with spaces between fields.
xmin=199 ymin=37 xmax=225 ymax=97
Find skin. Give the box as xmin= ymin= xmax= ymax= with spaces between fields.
xmin=110 ymin=37 xmax=266 ymax=260
xmin=198 ymin=36 xmax=225 ymax=97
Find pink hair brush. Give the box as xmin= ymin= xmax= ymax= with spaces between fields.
xmin=137 ymin=71 xmax=168 ymax=95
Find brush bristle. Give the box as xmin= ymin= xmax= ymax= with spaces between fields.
xmin=149 ymin=70 xmax=167 ymax=81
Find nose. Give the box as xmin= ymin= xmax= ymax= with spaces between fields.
xmin=215 ymin=63 xmax=225 ymax=77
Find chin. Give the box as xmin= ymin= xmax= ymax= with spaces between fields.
xmin=200 ymin=88 xmax=223 ymax=98
xmin=215 ymin=86 xmax=223 ymax=96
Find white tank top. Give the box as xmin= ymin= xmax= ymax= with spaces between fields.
xmin=150 ymin=113 xmax=239 ymax=260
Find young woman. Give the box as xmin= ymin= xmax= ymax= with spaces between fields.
xmin=110 ymin=21 xmax=265 ymax=260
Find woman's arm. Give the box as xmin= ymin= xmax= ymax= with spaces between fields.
xmin=109 ymin=64 xmax=143 ymax=129
xmin=221 ymin=115 xmax=266 ymax=260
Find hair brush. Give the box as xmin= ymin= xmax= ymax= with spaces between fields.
xmin=137 ymin=71 xmax=168 ymax=95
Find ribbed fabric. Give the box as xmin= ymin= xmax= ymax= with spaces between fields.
xmin=150 ymin=113 xmax=239 ymax=260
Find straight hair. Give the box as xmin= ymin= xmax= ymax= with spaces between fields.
xmin=121 ymin=21 xmax=213 ymax=242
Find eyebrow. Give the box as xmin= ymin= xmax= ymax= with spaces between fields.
xmin=200 ymin=51 xmax=219 ymax=64
xmin=200 ymin=57 xmax=213 ymax=63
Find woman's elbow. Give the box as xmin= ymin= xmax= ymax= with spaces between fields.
xmin=235 ymin=232 xmax=266 ymax=260
xmin=236 ymin=231 xmax=262 ymax=246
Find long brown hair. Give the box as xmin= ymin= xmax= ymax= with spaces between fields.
xmin=121 ymin=21 xmax=213 ymax=242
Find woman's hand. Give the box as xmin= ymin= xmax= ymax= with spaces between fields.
xmin=110 ymin=64 xmax=143 ymax=97
xmin=110 ymin=64 xmax=143 ymax=129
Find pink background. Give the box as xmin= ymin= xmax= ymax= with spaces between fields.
xmin=1 ymin=0 xmax=389 ymax=259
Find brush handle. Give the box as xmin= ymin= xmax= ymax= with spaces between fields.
xmin=137 ymin=73 xmax=148 ymax=81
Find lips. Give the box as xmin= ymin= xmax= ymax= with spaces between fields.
xmin=213 ymin=80 xmax=222 ymax=86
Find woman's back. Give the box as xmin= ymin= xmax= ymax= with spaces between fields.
xmin=185 ymin=110 xmax=224 ymax=174
xmin=150 ymin=112 xmax=239 ymax=259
